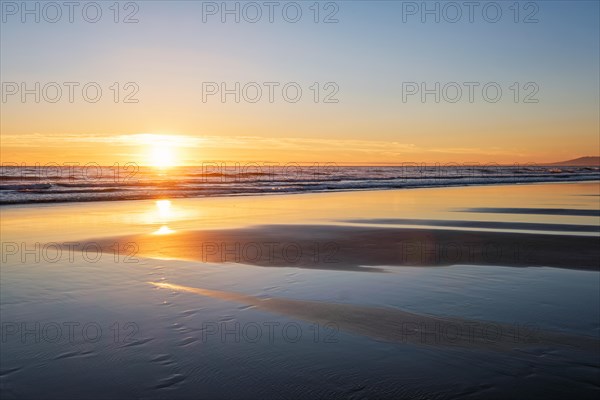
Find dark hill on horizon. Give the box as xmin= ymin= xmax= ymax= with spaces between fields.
xmin=547 ymin=157 xmax=600 ymax=166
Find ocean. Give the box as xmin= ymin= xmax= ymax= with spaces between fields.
xmin=1 ymin=164 xmax=598 ymax=205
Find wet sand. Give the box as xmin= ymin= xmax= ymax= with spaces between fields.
xmin=92 ymin=223 xmax=600 ymax=271
xmin=1 ymin=182 xmax=599 ymax=399
xmin=150 ymin=281 xmax=600 ymax=353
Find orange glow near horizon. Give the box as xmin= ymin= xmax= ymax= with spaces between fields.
xmin=0 ymin=131 xmax=598 ymax=166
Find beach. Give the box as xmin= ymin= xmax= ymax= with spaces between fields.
xmin=2 ymin=0 xmax=599 ymax=397
xmin=1 ymin=182 xmax=599 ymax=399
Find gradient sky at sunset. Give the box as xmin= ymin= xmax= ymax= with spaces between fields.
xmin=1 ymin=1 xmax=598 ymax=165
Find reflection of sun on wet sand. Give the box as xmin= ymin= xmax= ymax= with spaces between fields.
xmin=149 ymin=281 xmax=600 ymax=353
xmin=2 ymin=182 xmax=599 ymax=399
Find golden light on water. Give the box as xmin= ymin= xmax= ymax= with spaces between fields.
xmin=156 ymin=200 xmax=172 ymax=217
xmin=154 ymin=225 xmax=174 ymax=235
xmin=153 ymin=200 xmax=174 ymax=234
xmin=140 ymin=198 xmax=202 ymax=232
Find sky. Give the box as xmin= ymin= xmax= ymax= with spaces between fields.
xmin=1 ymin=0 xmax=599 ymax=166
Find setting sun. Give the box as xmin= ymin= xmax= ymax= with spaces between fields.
xmin=1 ymin=1 xmax=599 ymax=398
xmin=138 ymin=134 xmax=180 ymax=168
xmin=150 ymin=144 xmax=175 ymax=168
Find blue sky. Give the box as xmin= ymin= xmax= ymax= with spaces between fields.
xmin=1 ymin=1 xmax=599 ymax=163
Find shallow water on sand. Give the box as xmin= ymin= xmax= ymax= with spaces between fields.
xmin=1 ymin=182 xmax=599 ymax=399
xmin=1 ymin=257 xmax=599 ymax=399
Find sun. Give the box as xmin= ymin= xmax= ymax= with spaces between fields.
xmin=151 ymin=144 xmax=175 ymax=168
xmin=139 ymin=134 xmax=179 ymax=168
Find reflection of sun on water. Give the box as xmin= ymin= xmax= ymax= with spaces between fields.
xmin=156 ymin=199 xmax=172 ymax=217
xmin=154 ymin=225 xmax=174 ymax=235
xmin=153 ymin=200 xmax=174 ymax=234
